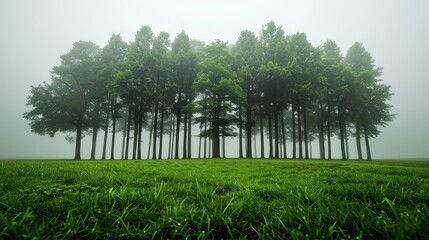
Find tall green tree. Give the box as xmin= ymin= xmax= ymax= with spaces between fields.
xmin=345 ymin=43 xmax=394 ymax=160
xmin=96 ymin=34 xmax=128 ymax=160
xmin=233 ymin=30 xmax=263 ymax=158
xmin=193 ymin=40 xmax=243 ymax=158
xmin=24 ymin=41 xmax=99 ymax=160
xmin=171 ymin=31 xmax=198 ymax=159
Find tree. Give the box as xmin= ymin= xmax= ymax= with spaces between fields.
xmin=193 ymin=40 xmax=243 ymax=158
xmin=345 ymin=43 xmax=394 ymax=160
xmin=91 ymin=34 xmax=128 ymax=159
xmin=170 ymin=31 xmax=198 ymax=159
xmin=24 ymin=41 xmax=99 ymax=160
xmin=259 ymin=21 xmax=290 ymax=159
xmin=233 ymin=30 xmax=263 ymax=158
xmin=96 ymin=34 xmax=128 ymax=160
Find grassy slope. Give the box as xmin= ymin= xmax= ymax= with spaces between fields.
xmin=0 ymin=159 xmax=428 ymax=239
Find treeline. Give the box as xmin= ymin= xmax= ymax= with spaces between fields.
xmin=24 ymin=21 xmax=394 ymax=160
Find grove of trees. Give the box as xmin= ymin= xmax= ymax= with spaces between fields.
xmin=24 ymin=22 xmax=394 ymax=160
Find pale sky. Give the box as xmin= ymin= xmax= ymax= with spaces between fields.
xmin=0 ymin=0 xmax=428 ymax=159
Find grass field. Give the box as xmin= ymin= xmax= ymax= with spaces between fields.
xmin=0 ymin=159 xmax=428 ymax=239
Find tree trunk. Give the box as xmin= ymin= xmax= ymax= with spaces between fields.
xmin=292 ymin=104 xmax=296 ymax=159
xmin=175 ymin=91 xmax=182 ymax=159
xmin=158 ymin=102 xmax=165 ymax=159
xmin=132 ymin=103 xmax=139 ymax=160
xmin=90 ymin=102 xmax=100 ymax=160
xmin=338 ymin=99 xmax=346 ymax=160
xmin=345 ymin=125 xmax=349 ymax=160
xmin=137 ymin=99 xmax=143 ymax=160
xmin=259 ymin=105 xmax=265 ymax=159
xmin=168 ymin=113 xmax=174 ymax=159
xmin=110 ymin=97 xmax=117 ymax=160
xmin=274 ymin=108 xmax=279 ymax=159
xmin=188 ymin=112 xmax=192 ymax=159
xmin=318 ymin=101 xmax=325 ymax=160
xmin=74 ymin=115 xmax=83 ymax=160
xmin=204 ymin=116 xmax=207 ymax=159
xmin=238 ymin=105 xmax=243 ymax=158
xmin=102 ymin=105 xmax=109 ymax=160
xmin=268 ymin=109 xmax=273 ymax=159
xmin=147 ymin=112 xmax=153 ymax=160
xmin=245 ymin=105 xmax=253 ymax=158
xmin=327 ymin=96 xmax=332 ymax=160
xmin=182 ymin=112 xmax=188 ymax=159
xmin=356 ymin=124 xmax=363 ymax=160
xmin=297 ymin=104 xmax=303 ymax=159
xmin=121 ymin=109 xmax=127 ymax=160
xmin=254 ymin=131 xmax=258 ymax=158
xmin=198 ymin=122 xmax=202 ymax=158
xmin=152 ymin=104 xmax=158 ymax=160
xmin=125 ymin=102 xmax=132 ymax=160
xmin=281 ymin=111 xmax=287 ymax=159
xmin=364 ymin=126 xmax=372 ymax=160
xmin=303 ymin=104 xmax=309 ymax=159
xmin=212 ymin=97 xmax=221 ymax=158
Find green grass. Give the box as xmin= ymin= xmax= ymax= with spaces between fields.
xmin=0 ymin=159 xmax=428 ymax=239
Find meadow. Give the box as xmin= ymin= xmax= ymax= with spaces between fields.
xmin=0 ymin=159 xmax=428 ymax=239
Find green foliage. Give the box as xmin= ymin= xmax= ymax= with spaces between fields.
xmin=0 ymin=159 xmax=428 ymax=239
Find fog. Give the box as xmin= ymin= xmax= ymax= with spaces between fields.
xmin=1 ymin=0 xmax=428 ymax=159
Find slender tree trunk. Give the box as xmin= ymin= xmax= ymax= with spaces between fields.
xmin=147 ymin=112 xmax=154 ymax=160
xmin=204 ymin=116 xmax=207 ymax=159
xmin=198 ymin=122 xmax=202 ymax=158
xmin=254 ymin=131 xmax=258 ymax=158
xmin=222 ymin=132 xmax=226 ymax=158
xmin=345 ymin=125 xmax=349 ymax=160
xmin=292 ymin=104 xmax=296 ymax=159
xmin=188 ymin=112 xmax=192 ymax=159
xmin=102 ymin=106 xmax=109 ymax=160
xmin=338 ymin=99 xmax=346 ymax=160
xmin=212 ymin=97 xmax=221 ymax=158
xmin=90 ymin=102 xmax=100 ymax=160
xmin=74 ymin=115 xmax=83 ymax=160
xmin=268 ymin=109 xmax=273 ymax=159
xmin=152 ymin=104 xmax=158 ymax=160
xmin=259 ymin=105 xmax=265 ymax=159
xmin=168 ymin=113 xmax=174 ymax=159
xmin=208 ymin=133 xmax=212 ymax=158
xmin=121 ymin=109 xmax=127 ymax=160
xmin=297 ymin=104 xmax=303 ymax=159
xmin=239 ymin=104 xmax=243 ymax=158
xmin=175 ymin=91 xmax=182 ymax=159
xmin=245 ymin=105 xmax=252 ymax=158
xmin=158 ymin=102 xmax=165 ymax=160
xmin=303 ymin=105 xmax=309 ymax=159
xmin=281 ymin=111 xmax=287 ymax=159
xmin=182 ymin=112 xmax=188 ymax=159
xmin=310 ymin=141 xmax=313 ymax=159
xmin=110 ymin=97 xmax=117 ymax=160
xmin=137 ymin=99 xmax=143 ymax=160
xmin=125 ymin=102 xmax=132 ymax=160
xmin=364 ymin=126 xmax=372 ymax=160
xmin=318 ymin=101 xmax=325 ymax=160
xmin=327 ymin=95 xmax=332 ymax=160
xmin=132 ymin=104 xmax=139 ymax=160
xmin=274 ymin=108 xmax=279 ymax=159
xmin=356 ymin=124 xmax=363 ymax=160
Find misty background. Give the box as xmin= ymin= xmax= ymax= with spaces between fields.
xmin=0 ymin=0 xmax=428 ymax=159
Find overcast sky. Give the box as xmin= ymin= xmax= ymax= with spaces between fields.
xmin=0 ymin=0 xmax=428 ymax=159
